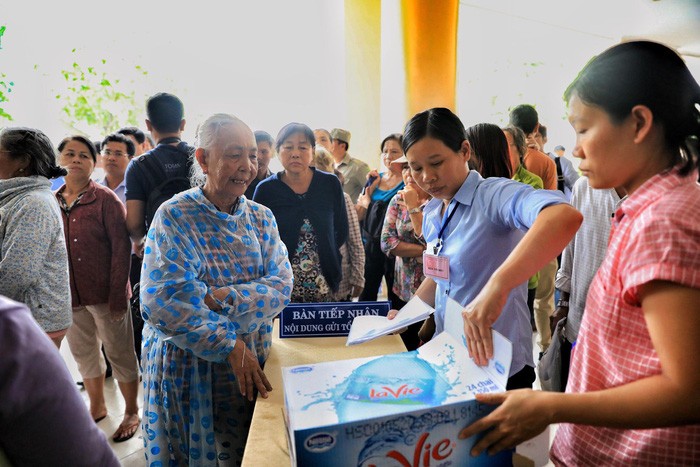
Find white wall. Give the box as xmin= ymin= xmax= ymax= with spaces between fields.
xmin=2 ymin=0 xmax=698 ymax=171
xmin=0 ymin=0 xmax=348 ymax=144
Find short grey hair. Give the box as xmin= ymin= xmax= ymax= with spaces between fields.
xmin=190 ymin=113 xmax=245 ymax=186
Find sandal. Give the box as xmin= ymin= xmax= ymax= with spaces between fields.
xmin=112 ymin=415 xmax=140 ymax=443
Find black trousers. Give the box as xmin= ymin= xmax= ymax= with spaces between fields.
xmin=359 ymin=241 xmax=401 ymax=308
xmin=129 ymin=254 xmax=144 ymax=363
xmin=527 ymin=287 xmax=537 ymax=330
xmin=388 ymin=297 xmax=421 ymax=352
xmin=506 ymin=365 xmax=536 ymax=390
xmin=560 ymin=339 xmax=573 ymax=391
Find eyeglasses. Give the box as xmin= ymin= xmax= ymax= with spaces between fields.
xmin=102 ymin=150 xmax=128 ymax=158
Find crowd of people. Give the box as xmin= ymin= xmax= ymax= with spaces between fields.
xmin=0 ymin=40 xmax=699 ymax=466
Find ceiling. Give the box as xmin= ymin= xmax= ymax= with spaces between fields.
xmin=461 ymin=0 xmax=700 ymax=57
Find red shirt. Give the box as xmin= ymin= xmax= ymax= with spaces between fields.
xmin=551 ymin=167 xmax=700 ymax=466
xmin=55 ymin=181 xmax=131 ymax=314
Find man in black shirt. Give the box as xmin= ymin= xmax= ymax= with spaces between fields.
xmin=124 ymin=93 xmax=194 ymax=362
xmin=125 ymin=92 xmax=194 ymax=254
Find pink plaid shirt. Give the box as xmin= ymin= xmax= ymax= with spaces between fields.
xmin=551 ymin=167 xmax=700 ymax=466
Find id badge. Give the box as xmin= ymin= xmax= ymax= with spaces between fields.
xmin=423 ymin=251 xmax=450 ymax=281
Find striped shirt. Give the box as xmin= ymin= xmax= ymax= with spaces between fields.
xmin=551 ymin=167 xmax=700 ymax=466
xmin=555 ymin=177 xmax=623 ymax=342
xmin=336 ymin=192 xmax=365 ymax=299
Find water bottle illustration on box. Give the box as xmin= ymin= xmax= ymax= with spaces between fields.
xmin=337 ymin=352 xmax=451 ymax=421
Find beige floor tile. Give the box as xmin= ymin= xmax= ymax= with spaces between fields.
xmin=59 ymin=340 xmax=146 ymax=465
xmin=119 ymin=450 xmax=147 ymax=466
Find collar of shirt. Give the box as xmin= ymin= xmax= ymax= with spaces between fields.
xmin=424 ymin=171 xmax=480 ymax=234
xmin=615 ymin=165 xmax=696 ymax=224
xmin=425 ymin=169 xmax=480 ymax=209
xmin=195 ymin=186 xmax=246 ymax=217
xmin=336 ymin=152 xmax=353 ymax=167
xmin=55 ymin=180 xmax=97 ymax=210
xmin=98 ymin=177 xmax=125 ymax=191
xmin=56 ymin=190 xmax=87 ymax=212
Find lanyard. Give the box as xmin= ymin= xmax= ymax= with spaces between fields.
xmin=434 ymin=200 xmax=458 ymax=254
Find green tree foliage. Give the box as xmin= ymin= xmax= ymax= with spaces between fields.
xmin=55 ymin=50 xmax=148 ymax=137
xmin=0 ymin=25 xmax=15 ymax=121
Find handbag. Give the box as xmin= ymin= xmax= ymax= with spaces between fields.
xmin=537 ymin=317 xmax=567 ymax=392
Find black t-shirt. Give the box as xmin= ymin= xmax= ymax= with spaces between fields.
xmin=244 ymin=170 xmax=272 ymax=200
xmin=124 ymin=142 xmax=194 ymax=202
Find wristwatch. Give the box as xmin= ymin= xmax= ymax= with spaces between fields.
xmin=408 ymin=206 xmax=422 ymax=215
xmin=556 ymin=299 xmax=569 ymax=308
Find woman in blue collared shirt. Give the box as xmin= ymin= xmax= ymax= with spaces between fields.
xmin=390 ymin=108 xmax=582 ymax=389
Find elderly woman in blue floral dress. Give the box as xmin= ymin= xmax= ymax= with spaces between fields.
xmin=140 ymin=113 xmax=293 ymax=465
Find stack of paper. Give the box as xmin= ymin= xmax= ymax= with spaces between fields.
xmin=346 ymin=296 xmax=433 ymax=346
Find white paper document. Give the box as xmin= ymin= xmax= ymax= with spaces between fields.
xmin=443 ymin=296 xmax=511 ymax=388
xmin=346 ymin=295 xmax=434 ymax=346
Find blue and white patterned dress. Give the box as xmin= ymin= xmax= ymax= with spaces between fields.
xmin=140 ymin=188 xmax=292 ymax=466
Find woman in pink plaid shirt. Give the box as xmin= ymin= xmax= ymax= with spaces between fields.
xmin=460 ymin=41 xmax=700 ymax=466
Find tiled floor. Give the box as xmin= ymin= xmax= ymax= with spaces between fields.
xmin=57 ymin=328 xmax=556 ymax=467
xmin=58 ymin=342 xmax=146 ymax=466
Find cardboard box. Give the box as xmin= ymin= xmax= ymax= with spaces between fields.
xmin=282 ymin=330 xmax=513 ymax=466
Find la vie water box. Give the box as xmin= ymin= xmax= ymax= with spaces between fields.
xmin=282 ymin=328 xmax=514 ymax=466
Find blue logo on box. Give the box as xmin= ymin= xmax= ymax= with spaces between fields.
xmin=305 ymin=433 xmax=336 ymax=452
xmin=291 ymin=366 xmax=313 ymax=374
xmin=495 ymin=362 xmax=505 ymax=375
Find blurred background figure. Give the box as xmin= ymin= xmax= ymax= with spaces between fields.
xmin=255 ymin=123 xmax=348 ymax=303
xmin=98 ymin=132 xmax=135 ymax=204
xmin=504 ymin=125 xmax=546 ymax=350
xmin=313 ymin=146 xmax=365 ymax=301
xmin=0 ymin=127 xmax=72 ymax=348
xmin=551 ymin=178 xmax=625 ymax=389
xmin=330 ymin=128 xmax=370 ymax=203
xmin=117 ymin=126 xmax=149 ymax=157
xmin=533 ymin=124 xmax=579 ymax=199
xmin=56 ymin=135 xmax=140 ymax=443
xmin=313 ymin=128 xmax=333 ymax=152
xmin=357 ymin=133 xmax=405 ymax=307
xmin=465 ymin=122 xmax=513 ymax=178
xmin=0 ymin=295 xmax=120 ymax=467
xmin=245 ymin=130 xmax=275 ymax=199
xmin=380 ymin=155 xmax=430 ymax=349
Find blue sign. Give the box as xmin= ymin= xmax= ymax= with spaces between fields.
xmin=279 ymin=301 xmax=391 ymax=338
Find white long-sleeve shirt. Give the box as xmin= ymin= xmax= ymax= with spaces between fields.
xmin=555 ymin=177 xmax=623 ymax=342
